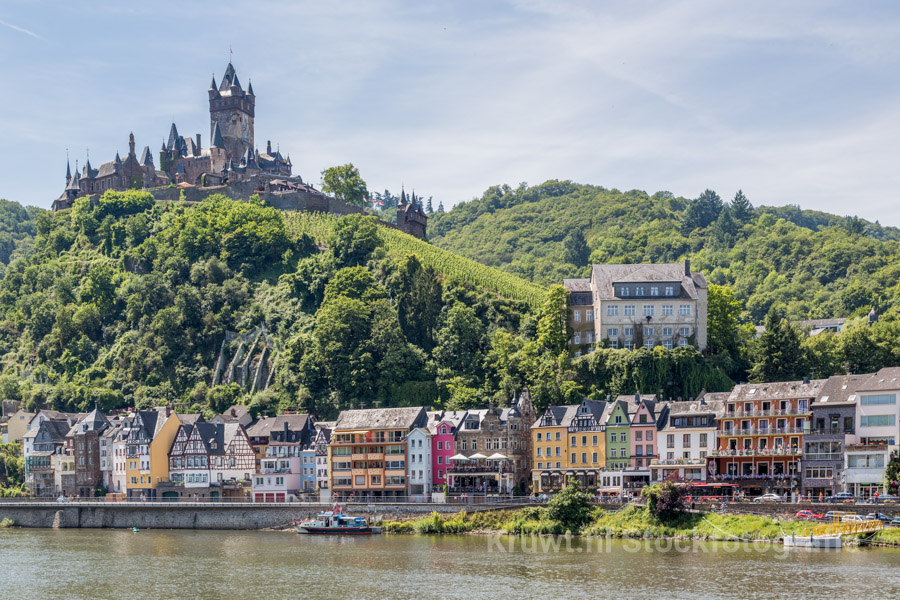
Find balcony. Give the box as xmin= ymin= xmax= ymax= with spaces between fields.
xmin=367 ymin=453 xmax=384 ymax=461
xmin=710 ymin=448 xmax=800 ymax=457
xmin=724 ymin=408 xmax=811 ymax=418
xmin=802 ymin=453 xmax=842 ymax=461
xmin=351 ymin=468 xmax=366 ymax=476
xmin=260 ymin=468 xmax=292 ymax=474
xmin=720 ymin=427 xmax=805 ymax=437
xmin=649 ymin=458 xmax=706 ymax=467
xmin=807 ymin=428 xmax=854 ymax=436
xmin=351 ymin=453 xmax=367 ymax=461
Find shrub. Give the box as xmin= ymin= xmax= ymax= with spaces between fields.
xmin=641 ymin=482 xmax=688 ymax=522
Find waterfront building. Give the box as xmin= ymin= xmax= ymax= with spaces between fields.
xmin=25 ymin=419 xmax=73 ymax=497
xmin=407 ymin=427 xmax=433 ymax=499
xmin=314 ymin=421 xmax=333 ymax=498
xmin=166 ymin=421 xmax=255 ymax=500
xmin=429 ymin=411 xmax=466 ymax=488
xmin=650 ymin=393 xmax=724 ymax=483
xmin=843 ymin=368 xmax=900 ymax=499
xmin=803 ymin=374 xmax=864 ymax=498
xmin=330 ymin=407 xmax=428 ymax=500
xmin=246 ymin=416 xmax=276 ymax=471
xmin=108 ymin=417 xmax=132 ymax=495
xmin=531 ymin=405 xmax=571 ymax=493
xmin=531 ymin=399 xmax=610 ymax=493
xmin=251 ymin=414 xmax=317 ymax=502
xmin=68 ymin=406 xmax=111 ymax=498
xmin=447 ymin=391 xmax=535 ymax=496
xmin=563 ymin=259 xmax=708 ymax=356
xmin=4 ymin=408 xmax=34 ymax=444
xmin=712 ymin=379 xmax=821 ymax=497
xmin=52 ymin=452 xmax=76 ymax=497
xmin=124 ymin=408 xmax=188 ymax=500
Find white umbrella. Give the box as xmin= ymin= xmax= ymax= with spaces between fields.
xmin=449 ymin=454 xmax=469 ymax=461
xmin=468 ymin=453 xmax=487 ymax=459
xmin=487 ymin=453 xmax=509 ymax=460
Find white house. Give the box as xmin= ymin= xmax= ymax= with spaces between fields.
xmin=407 ymin=427 xmax=432 ymax=500
xmin=649 ymin=394 xmax=725 ymax=483
xmin=844 ymin=368 xmax=900 ymax=498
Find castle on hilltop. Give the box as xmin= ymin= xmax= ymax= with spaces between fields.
xmin=53 ymin=61 xmax=426 ymax=239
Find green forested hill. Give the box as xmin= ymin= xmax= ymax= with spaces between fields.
xmin=428 ymin=182 xmax=900 ymax=323
xmin=0 ymin=199 xmax=41 ymax=269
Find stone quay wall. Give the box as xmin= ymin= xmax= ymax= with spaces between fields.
xmin=0 ymin=501 xmax=531 ymax=530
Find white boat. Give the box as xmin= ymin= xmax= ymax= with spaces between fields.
xmin=782 ymin=533 xmax=842 ymax=549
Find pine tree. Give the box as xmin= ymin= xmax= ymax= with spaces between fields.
xmin=750 ymin=304 xmax=807 ymax=382
xmin=437 ymin=201 xmax=445 ymax=213
xmin=731 ymin=189 xmax=754 ymax=223
xmin=563 ymin=229 xmax=590 ymax=266
xmin=680 ymin=189 xmax=723 ymax=235
xmin=426 ymin=196 xmax=434 ymax=214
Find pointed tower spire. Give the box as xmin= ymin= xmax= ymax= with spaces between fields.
xmin=210 ymin=74 xmax=217 ymax=90
xmin=247 ymin=79 xmax=254 ymax=96
xmin=211 ymin=122 xmax=224 ymax=148
xmin=65 ymin=153 xmax=72 ymax=183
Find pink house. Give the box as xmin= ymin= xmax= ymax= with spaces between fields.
xmin=429 ymin=411 xmax=467 ymax=487
xmin=629 ymin=397 xmax=667 ymax=470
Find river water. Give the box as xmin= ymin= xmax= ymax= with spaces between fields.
xmin=2 ymin=529 xmax=900 ymax=599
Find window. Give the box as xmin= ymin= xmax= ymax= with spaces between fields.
xmin=644 ymin=339 xmax=654 ymax=348
xmin=592 ymin=435 xmax=598 ymax=446
xmin=644 ymin=326 xmax=654 ymax=337
xmin=861 ymin=394 xmax=897 ymax=406
xmin=537 ymin=447 xmax=542 ymax=457
xmin=536 ymin=432 xmax=542 ymax=442
xmin=635 ymin=446 xmax=643 ymax=456
xmin=650 ymin=287 xmax=659 ymax=296
xmin=607 ymin=305 xmax=619 ymax=316
xmin=848 ymin=454 xmax=885 ymax=468
xmin=624 ymin=326 xmax=634 ymax=337
xmin=571 ymin=436 xmax=577 ymax=447
xmin=662 ymin=326 xmax=673 ymax=337
xmin=437 ymin=455 xmax=443 ymax=464
xmin=861 ymin=415 xmax=896 ymax=427
xmin=608 ymin=328 xmax=618 ymax=338
xmin=624 ymin=305 xmax=636 ymax=316
xmin=555 ymin=432 xmax=561 ymax=441
xmin=635 ymin=430 xmax=643 ymax=441
xmin=537 ymin=463 xmax=542 ymax=470
xmin=643 ymin=304 xmax=655 ymax=317
xmin=592 ymin=452 xmax=598 ymax=463
xmin=700 ymin=433 xmax=708 ymax=447
xmin=555 ymin=447 xmax=561 ymax=457
xmin=586 ymin=310 xmax=594 ymax=322
xmin=621 ymin=287 xmax=630 ymax=296
xmin=572 ymin=454 xmax=577 ymax=464
xmin=663 ymin=340 xmax=673 ymax=349
xmin=574 ymin=310 xmax=581 ymax=323
xmin=678 ymin=339 xmax=688 ymax=347
xmin=586 ymin=332 xmax=594 ymax=344
xmin=679 ymin=327 xmax=691 ymax=337
xmin=636 ymin=287 xmax=645 ymax=296
xmin=661 ymin=304 xmax=673 ymax=316
xmin=610 ymin=433 xmax=617 ymax=442
xmin=679 ymin=304 xmax=691 ymax=316
xmin=610 ymin=339 xmax=619 ymax=349
xmin=437 ymin=441 xmax=443 ymax=450
xmin=665 ymin=286 xmax=674 ymax=296
xmin=574 ymin=332 xmax=581 ymax=344
xmin=683 ymin=434 xmax=691 ymax=447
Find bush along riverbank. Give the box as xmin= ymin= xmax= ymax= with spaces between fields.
xmin=381 ymin=482 xmax=900 ymax=546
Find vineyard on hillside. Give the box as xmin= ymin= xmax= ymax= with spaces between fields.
xmin=284 ymin=211 xmax=547 ymax=308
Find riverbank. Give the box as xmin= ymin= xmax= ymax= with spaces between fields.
xmin=381 ymin=505 xmax=900 ymax=546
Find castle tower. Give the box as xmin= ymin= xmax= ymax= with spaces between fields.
xmin=397 ymin=186 xmax=428 ymax=240
xmin=208 ymin=62 xmax=255 ymax=162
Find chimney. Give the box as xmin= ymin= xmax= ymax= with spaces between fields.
xmin=196 ymin=134 xmax=201 ymax=151
xmin=802 ymin=376 xmax=810 ymax=384
xmin=684 ymin=259 xmax=691 ymax=276
xmin=267 ymin=140 xmax=272 ymax=154
xmin=166 ymin=405 xmax=171 ymax=417
xmin=230 ymin=408 xmax=237 ymax=417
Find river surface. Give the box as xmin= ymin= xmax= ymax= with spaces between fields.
xmin=2 ymin=529 xmax=900 ymax=599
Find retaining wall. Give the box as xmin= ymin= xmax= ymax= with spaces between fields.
xmin=0 ymin=502 xmax=529 ymax=530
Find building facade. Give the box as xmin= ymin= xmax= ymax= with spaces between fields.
xmin=843 ymin=368 xmax=900 ymax=498
xmin=406 ymin=428 xmax=432 ymax=499
xmin=564 ymin=260 xmax=708 ymax=355
xmin=650 ymin=395 xmax=723 ymax=483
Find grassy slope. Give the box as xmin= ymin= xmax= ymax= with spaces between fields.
xmin=283 ymin=211 xmax=547 ymax=308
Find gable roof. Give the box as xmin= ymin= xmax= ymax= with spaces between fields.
xmin=727 ymin=380 xmax=825 ymax=403
xmin=857 ymin=367 xmax=900 ymax=393
xmin=334 ymin=407 xmax=426 ymax=431
xmin=245 ymin=416 xmax=275 ymax=438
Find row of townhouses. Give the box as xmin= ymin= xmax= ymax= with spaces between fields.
xmin=10 ymin=367 xmax=900 ymax=501
xmin=532 ymin=368 xmax=900 ymax=500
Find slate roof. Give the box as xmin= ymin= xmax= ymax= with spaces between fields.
xmin=727 ymin=380 xmax=826 ymax=403
xmin=245 ymin=416 xmax=276 ymax=439
xmin=217 ymin=405 xmax=250 ymax=424
xmin=72 ymin=406 xmax=110 ymax=436
xmin=666 ymin=399 xmax=723 ymax=417
xmin=334 ymin=407 xmax=426 ymax=431
xmin=211 ymin=122 xmax=224 ymax=148
xmin=139 ymin=146 xmax=153 ymax=166
xmin=857 ymin=367 xmax=900 ymax=393
xmin=590 ymin=262 xmax=707 ymax=300
xmin=812 ymin=374 xmax=869 ymax=406
xmin=563 ymin=278 xmax=592 ymax=292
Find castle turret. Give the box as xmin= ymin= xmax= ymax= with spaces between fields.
xmin=65 ymin=160 xmax=71 ymax=185
xmin=210 ymin=61 xmax=255 ymax=162
xmin=397 ymin=185 xmax=427 ymax=240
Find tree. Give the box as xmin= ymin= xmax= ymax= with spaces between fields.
xmin=389 ymin=254 xmax=443 ymax=352
xmin=563 ymin=229 xmax=590 ymax=267
xmin=714 ymin=205 xmax=737 ymax=244
xmin=707 ymin=285 xmax=742 ymax=356
xmin=681 ymin=189 xmax=723 ymax=235
xmin=731 ymin=189 xmax=753 ymax=223
xmin=426 ymin=196 xmax=434 ymax=214
xmin=641 ymin=481 xmax=687 ymax=521
xmin=537 ymin=285 xmax=570 ymax=354
xmin=320 ymin=163 xmax=369 ymax=207
xmin=545 ymin=478 xmax=595 ymax=532
xmin=437 ymin=201 xmax=445 ymax=213
xmin=750 ymin=304 xmax=807 ymax=382
xmin=328 ymin=214 xmax=382 ymax=266
xmin=433 ymin=302 xmax=486 ymax=377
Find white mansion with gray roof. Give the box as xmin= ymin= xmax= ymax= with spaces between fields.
xmin=564 ymin=260 xmax=708 ymax=354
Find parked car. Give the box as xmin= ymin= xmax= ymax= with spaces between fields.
xmin=890 ymin=516 xmax=900 ymax=526
xmin=823 ymin=510 xmax=855 ymax=522
xmin=827 ymin=493 xmax=855 ymax=503
xmin=754 ymin=493 xmax=781 ymax=503
xmin=865 ymin=512 xmax=892 ymax=523
xmin=795 ymin=510 xmax=824 ymax=521
xmin=879 ymin=494 xmax=899 ymax=503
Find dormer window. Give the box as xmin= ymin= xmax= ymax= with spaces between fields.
xmin=621 ymin=286 xmax=630 ymax=296
xmin=650 ymin=287 xmax=659 ymax=296
xmin=636 ymin=287 xmax=645 ymax=296
xmin=665 ymin=286 xmax=674 ymax=296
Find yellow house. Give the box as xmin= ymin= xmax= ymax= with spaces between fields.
xmin=532 ymin=400 xmax=609 ymax=493
xmin=125 ymin=408 xmax=185 ymax=500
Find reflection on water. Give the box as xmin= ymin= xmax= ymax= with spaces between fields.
xmin=2 ymin=529 xmax=900 ymax=599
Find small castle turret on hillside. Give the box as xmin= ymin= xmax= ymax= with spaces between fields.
xmin=397 ymin=187 xmax=427 ymax=239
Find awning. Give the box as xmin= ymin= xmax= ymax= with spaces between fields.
xmin=449 ymin=454 xmax=469 ymax=461
xmin=487 ymin=453 xmax=509 ymax=460
xmin=334 ymin=430 xmax=368 ymax=435
xmin=468 ymin=453 xmax=487 ymax=459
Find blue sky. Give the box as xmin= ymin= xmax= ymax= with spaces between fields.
xmin=2 ymin=0 xmax=900 ymax=224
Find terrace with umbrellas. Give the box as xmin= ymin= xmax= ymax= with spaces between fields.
xmin=446 ymin=452 xmax=514 ymax=495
